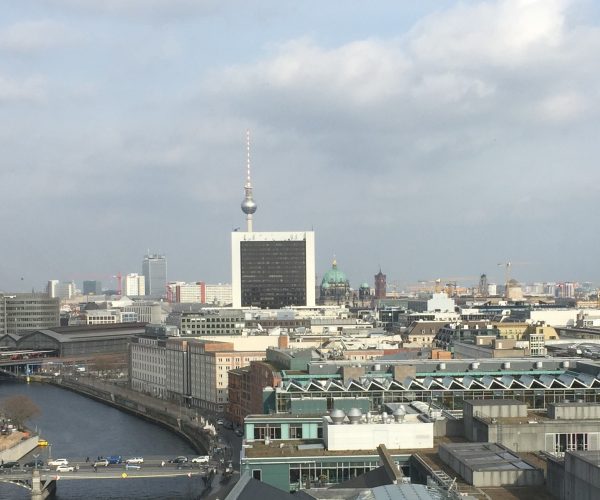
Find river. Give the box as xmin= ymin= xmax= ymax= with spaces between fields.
xmin=0 ymin=380 xmax=204 ymax=499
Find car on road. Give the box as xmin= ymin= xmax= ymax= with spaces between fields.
xmin=168 ymin=456 xmax=188 ymax=464
xmin=56 ymin=465 xmax=75 ymax=472
xmin=191 ymin=456 xmax=210 ymax=464
xmin=125 ymin=457 xmax=144 ymax=464
xmin=23 ymin=459 xmax=44 ymax=469
xmin=48 ymin=458 xmax=69 ymax=466
xmin=93 ymin=459 xmax=109 ymax=467
xmin=0 ymin=461 xmax=20 ymax=469
xmin=125 ymin=463 xmax=141 ymax=470
xmin=216 ymin=418 xmax=224 ymax=426
xmin=106 ymin=455 xmax=123 ymax=464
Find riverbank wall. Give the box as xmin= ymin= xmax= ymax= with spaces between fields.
xmin=0 ymin=434 xmax=40 ymax=462
xmin=45 ymin=377 xmax=213 ymax=455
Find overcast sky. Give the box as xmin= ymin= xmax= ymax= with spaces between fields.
xmin=1 ymin=0 xmax=599 ymax=293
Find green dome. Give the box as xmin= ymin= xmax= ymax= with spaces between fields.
xmin=321 ymin=259 xmax=349 ymax=286
xmin=360 ymin=282 xmax=370 ymax=289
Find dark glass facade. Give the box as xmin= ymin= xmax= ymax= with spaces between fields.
xmin=240 ymin=240 xmax=307 ymax=309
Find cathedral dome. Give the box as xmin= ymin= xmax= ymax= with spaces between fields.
xmin=321 ymin=259 xmax=349 ymax=286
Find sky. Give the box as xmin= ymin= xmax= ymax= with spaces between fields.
xmin=1 ymin=0 xmax=600 ymax=293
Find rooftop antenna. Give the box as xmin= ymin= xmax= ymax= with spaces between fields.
xmin=240 ymin=129 xmax=257 ymax=232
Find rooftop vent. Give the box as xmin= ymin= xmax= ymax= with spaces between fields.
xmin=347 ymin=407 xmax=362 ymax=425
xmin=330 ymin=409 xmax=345 ymax=425
xmin=393 ymin=406 xmax=406 ymax=423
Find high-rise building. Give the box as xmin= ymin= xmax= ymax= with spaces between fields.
xmin=231 ymin=131 xmax=315 ymax=309
xmin=83 ymin=280 xmax=102 ymax=295
xmin=124 ymin=273 xmax=146 ymax=297
xmin=374 ymin=269 xmax=387 ymax=299
xmin=0 ymin=293 xmax=60 ymax=334
xmin=142 ymin=254 xmax=167 ymax=298
xmin=232 ymin=231 xmax=315 ymax=309
xmin=47 ymin=280 xmax=75 ymax=299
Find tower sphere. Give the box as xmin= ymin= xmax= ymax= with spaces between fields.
xmin=241 ymin=198 xmax=257 ymax=214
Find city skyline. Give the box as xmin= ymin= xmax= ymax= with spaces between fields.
xmin=2 ymin=1 xmax=600 ymax=291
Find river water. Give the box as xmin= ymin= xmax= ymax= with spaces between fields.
xmin=0 ymin=380 xmax=203 ymax=499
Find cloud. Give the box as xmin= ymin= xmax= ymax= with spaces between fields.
xmin=39 ymin=0 xmax=223 ymax=18
xmin=0 ymin=75 xmax=46 ymax=102
xmin=0 ymin=20 xmax=75 ymax=53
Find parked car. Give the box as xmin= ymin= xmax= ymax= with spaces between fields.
xmin=216 ymin=418 xmax=224 ymax=426
xmin=23 ymin=459 xmax=44 ymax=468
xmin=125 ymin=457 xmax=144 ymax=464
xmin=106 ymin=456 xmax=122 ymax=464
xmin=191 ymin=456 xmax=210 ymax=464
xmin=93 ymin=459 xmax=109 ymax=467
xmin=168 ymin=456 xmax=188 ymax=464
xmin=0 ymin=461 xmax=20 ymax=469
xmin=56 ymin=465 xmax=75 ymax=472
xmin=48 ymin=459 xmax=69 ymax=466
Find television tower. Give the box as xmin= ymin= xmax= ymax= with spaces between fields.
xmin=241 ymin=130 xmax=257 ymax=232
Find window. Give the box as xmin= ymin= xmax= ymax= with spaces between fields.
xmin=289 ymin=424 xmax=303 ymax=439
xmin=252 ymin=469 xmax=262 ymax=481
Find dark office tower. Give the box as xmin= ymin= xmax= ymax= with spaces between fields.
xmin=83 ymin=280 xmax=102 ymax=295
xmin=231 ymin=232 xmax=315 ymax=309
xmin=374 ymin=269 xmax=387 ymax=299
xmin=142 ymin=253 xmax=167 ymax=298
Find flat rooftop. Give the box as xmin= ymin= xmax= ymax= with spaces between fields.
xmin=441 ymin=443 xmax=537 ymax=472
xmin=243 ymin=439 xmax=435 ymax=459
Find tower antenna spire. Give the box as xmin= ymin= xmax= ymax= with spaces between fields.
xmin=241 ymin=129 xmax=257 ymax=232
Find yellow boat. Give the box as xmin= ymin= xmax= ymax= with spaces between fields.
xmin=38 ymin=439 xmax=49 ymax=447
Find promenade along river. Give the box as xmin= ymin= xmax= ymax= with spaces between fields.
xmin=0 ymin=380 xmax=200 ymax=499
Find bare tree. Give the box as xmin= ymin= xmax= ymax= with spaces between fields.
xmin=1 ymin=395 xmax=40 ymax=430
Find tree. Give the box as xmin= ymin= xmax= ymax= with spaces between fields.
xmin=1 ymin=395 xmax=40 ymax=430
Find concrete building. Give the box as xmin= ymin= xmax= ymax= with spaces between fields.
xmin=204 ymin=283 xmax=232 ymax=306
xmin=547 ymin=450 xmax=600 ymax=500
xmin=166 ymin=282 xmax=204 ymax=303
xmin=464 ymin=399 xmax=600 ymax=455
xmin=83 ymin=309 xmax=119 ymax=325
xmin=232 ymin=231 xmax=316 ymax=309
xmin=439 ymin=442 xmax=543 ymax=487
xmin=130 ymin=336 xmax=166 ymax=398
xmin=123 ymin=273 xmax=146 ymax=297
xmin=142 ymin=253 xmax=167 ymax=298
xmin=0 ymin=293 xmax=60 ymax=334
xmin=169 ymin=308 xmax=245 ymax=336
xmin=122 ymin=301 xmax=163 ymax=324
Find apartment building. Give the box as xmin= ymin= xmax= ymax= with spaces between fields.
xmin=189 ymin=340 xmax=265 ymax=413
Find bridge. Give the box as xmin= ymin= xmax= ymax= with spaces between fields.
xmin=0 ymin=461 xmax=217 ymax=499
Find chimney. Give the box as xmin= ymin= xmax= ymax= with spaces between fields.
xmin=278 ymin=333 xmax=289 ymax=349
